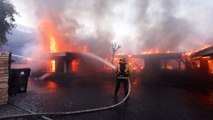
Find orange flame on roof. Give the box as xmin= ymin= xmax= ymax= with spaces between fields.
xmin=142 ymin=48 xmax=159 ymax=54
xmin=200 ymin=44 xmax=212 ymax=51
xmin=141 ymin=48 xmax=177 ymax=55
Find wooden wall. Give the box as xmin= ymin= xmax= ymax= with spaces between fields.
xmin=0 ymin=52 xmax=10 ymax=105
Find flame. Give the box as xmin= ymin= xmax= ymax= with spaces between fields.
xmin=113 ymin=45 xmax=213 ymax=73
xmin=194 ymin=61 xmax=200 ymax=68
xmin=50 ymin=36 xmax=57 ymax=53
xmin=200 ymin=44 xmax=212 ymax=51
xmin=40 ymin=19 xmax=213 ymax=75
xmin=208 ymin=60 xmax=213 ymax=74
xmin=183 ymin=51 xmax=193 ymax=56
xmin=127 ymin=57 xmax=144 ymax=72
xmin=142 ymin=48 xmax=159 ymax=54
xmin=48 ymin=60 xmax=56 ymax=72
xmin=40 ymin=19 xmax=90 ymax=53
xmin=40 ymin=19 xmax=59 ymax=53
xmin=47 ymin=81 xmax=57 ymax=89
xmin=51 ymin=60 xmax=56 ymax=72
xmin=141 ymin=48 xmax=178 ymax=55
xmin=166 ymin=65 xmax=173 ymax=70
xmin=181 ymin=44 xmax=213 ymax=59
xmin=202 ymin=56 xmax=210 ymax=59
xmin=40 ymin=19 xmax=70 ymax=53
xmin=41 ymin=19 xmax=90 ymax=73
xmin=71 ymin=59 xmax=80 ymax=73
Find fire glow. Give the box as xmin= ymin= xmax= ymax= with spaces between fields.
xmin=142 ymin=48 xmax=160 ymax=54
xmin=41 ymin=19 xmax=59 ymax=53
xmin=41 ymin=19 xmax=90 ymax=53
xmin=208 ymin=60 xmax=213 ymax=74
xmin=50 ymin=36 xmax=57 ymax=53
xmin=40 ymin=19 xmax=93 ymax=72
xmin=51 ymin=60 xmax=56 ymax=72
xmin=40 ymin=18 xmax=213 ymax=75
xmin=47 ymin=81 xmax=57 ymax=89
xmin=48 ymin=60 xmax=56 ymax=72
xmin=71 ymin=59 xmax=80 ymax=73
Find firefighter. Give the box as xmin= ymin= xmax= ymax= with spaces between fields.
xmin=114 ymin=57 xmax=130 ymax=98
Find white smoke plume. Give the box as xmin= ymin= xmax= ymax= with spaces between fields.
xmin=12 ymin=0 xmax=213 ymax=55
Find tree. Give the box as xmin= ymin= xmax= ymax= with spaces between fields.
xmin=0 ymin=0 xmax=17 ymax=46
xmin=111 ymin=42 xmax=121 ymax=65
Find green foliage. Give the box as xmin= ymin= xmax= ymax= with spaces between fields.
xmin=0 ymin=0 xmax=18 ymax=46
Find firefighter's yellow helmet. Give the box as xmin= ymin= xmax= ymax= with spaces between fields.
xmin=119 ymin=57 xmax=126 ymax=63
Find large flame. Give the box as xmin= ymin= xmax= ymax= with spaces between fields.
xmin=40 ymin=19 xmax=90 ymax=53
xmin=50 ymin=36 xmax=57 ymax=53
xmin=40 ymin=19 xmax=91 ymax=72
xmin=40 ymin=20 xmax=213 ymax=74
xmin=40 ymin=19 xmax=58 ymax=72
xmin=41 ymin=19 xmax=59 ymax=53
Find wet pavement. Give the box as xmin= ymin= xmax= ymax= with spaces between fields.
xmin=0 ymin=76 xmax=213 ymax=120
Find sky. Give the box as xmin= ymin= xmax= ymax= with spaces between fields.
xmin=10 ymin=0 xmax=213 ymax=53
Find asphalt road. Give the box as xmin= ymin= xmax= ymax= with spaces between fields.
xmin=0 ymin=75 xmax=213 ymax=120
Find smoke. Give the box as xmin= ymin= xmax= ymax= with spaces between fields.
xmin=12 ymin=0 xmax=213 ymax=55
xmin=134 ymin=0 xmax=206 ymax=51
xmin=25 ymin=0 xmax=118 ymax=58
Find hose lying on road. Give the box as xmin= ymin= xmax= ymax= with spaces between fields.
xmin=0 ymin=78 xmax=131 ymax=120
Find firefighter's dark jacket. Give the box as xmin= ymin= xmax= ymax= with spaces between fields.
xmin=115 ymin=62 xmax=130 ymax=77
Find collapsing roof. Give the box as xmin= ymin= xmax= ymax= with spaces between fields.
xmin=191 ymin=46 xmax=213 ymax=57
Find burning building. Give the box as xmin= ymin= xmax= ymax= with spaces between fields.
xmin=190 ymin=46 xmax=213 ymax=79
xmin=49 ymin=52 xmax=80 ymax=74
xmin=40 ymin=51 xmax=111 ymax=80
xmin=135 ymin=53 xmax=184 ymax=72
xmin=116 ymin=52 xmax=184 ymax=74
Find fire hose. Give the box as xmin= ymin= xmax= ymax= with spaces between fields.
xmin=0 ymin=78 xmax=131 ymax=120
